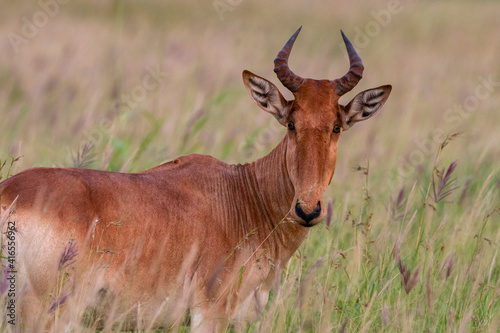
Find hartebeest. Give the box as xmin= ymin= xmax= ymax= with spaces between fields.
xmin=0 ymin=27 xmax=390 ymax=331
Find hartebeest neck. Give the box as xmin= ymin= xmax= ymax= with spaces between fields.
xmin=235 ymin=137 xmax=310 ymax=264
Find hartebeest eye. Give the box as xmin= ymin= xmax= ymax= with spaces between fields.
xmin=333 ymin=124 xmax=341 ymax=133
xmin=287 ymin=122 xmax=295 ymax=131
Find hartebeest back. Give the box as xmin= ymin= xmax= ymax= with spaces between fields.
xmin=0 ymin=27 xmax=391 ymax=331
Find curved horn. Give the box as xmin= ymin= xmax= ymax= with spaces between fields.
xmin=274 ymin=27 xmax=305 ymax=92
xmin=332 ymin=30 xmax=364 ymax=96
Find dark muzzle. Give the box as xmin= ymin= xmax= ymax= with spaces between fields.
xmin=295 ymin=201 xmax=321 ymax=225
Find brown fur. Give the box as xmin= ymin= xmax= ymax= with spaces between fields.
xmin=0 ymin=29 xmax=391 ymax=331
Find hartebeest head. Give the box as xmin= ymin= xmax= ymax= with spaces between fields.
xmin=243 ymin=27 xmax=391 ymax=227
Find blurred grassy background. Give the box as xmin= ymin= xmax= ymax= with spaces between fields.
xmin=1 ymin=0 xmax=499 ymax=176
xmin=1 ymin=0 xmax=499 ymax=331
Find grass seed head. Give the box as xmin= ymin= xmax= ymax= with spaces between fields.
xmin=431 ymin=161 xmax=459 ymax=205
xmin=397 ymin=258 xmax=421 ymax=294
xmin=390 ymin=186 xmax=406 ymax=221
xmin=70 ymin=141 xmax=96 ymax=169
xmin=59 ymin=238 xmax=78 ymax=271
xmin=441 ymin=253 xmax=455 ymax=280
xmin=326 ymin=198 xmax=333 ymax=228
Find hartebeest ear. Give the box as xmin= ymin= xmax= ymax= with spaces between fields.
xmin=342 ymin=85 xmax=392 ymax=130
xmin=242 ymin=70 xmax=290 ymax=125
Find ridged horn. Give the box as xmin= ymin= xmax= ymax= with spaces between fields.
xmin=332 ymin=30 xmax=364 ymax=96
xmin=274 ymin=27 xmax=305 ymax=93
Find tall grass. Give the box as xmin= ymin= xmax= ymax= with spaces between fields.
xmin=1 ymin=0 xmax=499 ymax=331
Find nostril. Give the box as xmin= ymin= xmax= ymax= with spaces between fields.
xmin=295 ymin=201 xmax=322 ymax=224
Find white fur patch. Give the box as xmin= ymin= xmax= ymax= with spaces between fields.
xmin=190 ymin=308 xmax=204 ymax=330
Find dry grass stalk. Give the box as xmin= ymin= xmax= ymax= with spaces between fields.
xmin=457 ymin=308 xmax=472 ymax=333
xmin=396 ymin=210 xmax=418 ymax=256
xmin=0 ymin=156 xmax=21 ymax=182
xmin=181 ymin=94 xmax=207 ymax=144
xmin=488 ymin=250 xmax=498 ymax=285
xmin=458 ymin=176 xmax=471 ymax=205
xmin=429 ymin=215 xmax=448 ymax=246
xmin=352 ymin=163 xmax=371 ymax=202
xmin=440 ymin=132 xmax=462 ymax=150
xmin=392 ymin=240 xmax=401 ymax=261
xmin=0 ymin=159 xmax=6 ymax=179
xmin=425 ymin=270 xmax=432 ymax=309
xmin=381 ymin=304 xmax=390 ymax=326
xmin=447 ymin=307 xmax=454 ymax=333
xmin=359 ymin=319 xmax=373 ymax=333
xmin=297 ymin=257 xmax=325 ymax=311
xmin=0 ymin=198 xmax=17 ymax=233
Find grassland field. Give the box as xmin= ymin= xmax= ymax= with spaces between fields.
xmin=1 ymin=0 xmax=499 ymax=332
